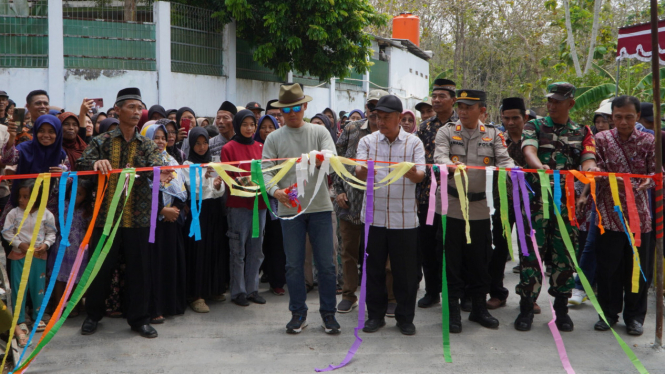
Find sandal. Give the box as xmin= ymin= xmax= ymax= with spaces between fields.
xmin=150 ymin=316 xmax=166 ymax=324
xmin=36 ymin=320 xmax=47 ymax=332
xmin=189 ymin=299 xmax=210 ymax=313
xmin=18 ymin=323 xmax=29 ymax=334
xmin=16 ymin=333 xmax=29 ymax=348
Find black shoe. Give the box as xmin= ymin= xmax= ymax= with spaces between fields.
xmin=396 ymin=321 xmax=416 ymax=335
xmin=81 ymin=317 xmax=98 ymax=335
xmin=233 ymin=294 xmax=250 ymax=307
xmin=322 ymin=314 xmax=341 ymax=334
xmin=362 ymin=318 xmax=386 ymax=333
xmin=468 ymin=296 xmax=499 ymax=329
xmin=553 ymin=295 xmax=574 ymax=332
xmin=286 ymin=314 xmax=308 ymax=334
xmin=131 ymin=324 xmax=158 ymax=338
xmin=460 ymin=296 xmax=472 ymax=312
xmin=594 ymin=319 xmax=613 ymax=331
xmin=260 ymin=273 xmax=269 ymax=283
xmin=247 ymin=292 xmax=266 ymax=305
xmin=418 ymin=294 xmax=440 ymax=308
xmin=448 ymin=299 xmax=462 ymax=334
xmin=626 ymin=320 xmax=643 ymax=336
xmin=514 ymin=297 xmax=534 ymax=332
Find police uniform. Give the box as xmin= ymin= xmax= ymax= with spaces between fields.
xmin=433 ymin=89 xmax=515 ymax=332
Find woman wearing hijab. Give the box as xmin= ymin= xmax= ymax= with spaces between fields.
xmin=144 ymin=122 xmax=189 ymax=322
xmin=323 ymin=108 xmax=339 ymax=137
xmin=400 ymin=110 xmax=418 ymax=133
xmin=97 ymin=117 xmax=119 ymax=134
xmin=196 ymin=118 xmax=209 ymax=128
xmin=347 ymin=109 xmax=365 ymax=122
xmin=91 ymin=112 xmax=107 ymax=136
xmin=311 ymin=113 xmax=338 ymax=143
xmin=221 ymin=110 xmax=267 ymax=306
xmin=253 ymin=115 xmax=286 ymax=295
xmin=148 ymin=105 xmax=167 ymax=121
xmin=57 ymin=112 xmax=87 ymax=170
xmin=137 ymin=109 xmax=149 ymax=130
xmin=163 ymin=119 xmax=185 ymax=164
xmin=175 ymin=107 xmax=196 ymax=147
xmin=183 ymin=127 xmax=226 ymax=313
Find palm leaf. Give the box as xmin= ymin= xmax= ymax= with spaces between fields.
xmin=570 ymin=83 xmax=616 ymax=113
xmin=634 ymin=67 xmax=665 ymax=91
xmin=592 ymin=62 xmax=616 ymax=83
xmin=574 ymin=86 xmax=594 ymax=97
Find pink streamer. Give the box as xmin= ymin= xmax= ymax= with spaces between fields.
xmin=148 ymin=167 xmax=159 ymax=243
xmin=53 ymin=245 xmax=88 ymax=322
xmin=426 ymin=166 xmax=438 ymax=225
xmin=440 ymin=165 xmax=448 ymax=215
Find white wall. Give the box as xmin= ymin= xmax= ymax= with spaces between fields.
xmin=0 ymin=68 xmax=49 ymax=107
xmin=388 ymin=46 xmax=429 ymax=111
xmin=167 ymin=72 xmax=227 ymax=116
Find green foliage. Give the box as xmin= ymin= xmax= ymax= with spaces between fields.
xmin=213 ymin=0 xmax=389 ymax=81
xmin=570 ymin=83 xmax=616 ymax=113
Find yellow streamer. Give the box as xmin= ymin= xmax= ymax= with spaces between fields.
xmin=210 ymin=164 xmax=259 ymax=198
xmin=379 ymin=162 xmax=415 ymax=185
xmin=2 ymin=174 xmax=50 ymax=369
xmin=453 ymin=166 xmax=471 ymax=243
xmin=609 ymin=174 xmax=641 ymax=293
xmin=330 ymin=157 xmax=367 ymax=187
xmin=266 ymin=158 xmax=297 ymax=187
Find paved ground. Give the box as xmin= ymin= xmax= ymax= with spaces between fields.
xmin=20 ymin=258 xmax=665 ymax=374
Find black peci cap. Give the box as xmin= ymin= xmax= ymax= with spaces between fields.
xmin=115 ymin=87 xmax=145 ymax=107
xmin=266 ymin=99 xmax=279 ymax=111
xmin=218 ymin=101 xmax=238 ymax=115
xmin=501 ymin=97 xmax=526 ymax=112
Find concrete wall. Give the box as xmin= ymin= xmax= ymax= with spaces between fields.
xmin=0 ymin=68 xmax=49 ymax=108
xmin=388 ymin=46 xmax=430 ymax=111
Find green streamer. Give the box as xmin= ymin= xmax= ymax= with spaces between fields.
xmin=538 ymin=170 xmax=550 ymax=220
xmin=440 ymin=214 xmax=452 ymax=363
xmin=551 ymin=202 xmax=649 ymax=374
xmin=251 ymin=160 xmax=267 ymax=238
xmin=16 ymin=170 xmax=136 ymax=370
xmin=498 ymin=169 xmax=513 ymax=259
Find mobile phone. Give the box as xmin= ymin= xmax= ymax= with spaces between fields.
xmin=91 ymin=98 xmax=104 ymax=110
xmin=181 ymin=118 xmax=191 ymax=133
xmin=13 ymin=108 xmax=25 ymax=129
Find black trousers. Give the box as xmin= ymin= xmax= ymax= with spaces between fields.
xmin=596 ymin=230 xmax=652 ymax=324
xmin=366 ymin=226 xmax=419 ymax=324
xmin=262 ymin=210 xmax=286 ymax=289
xmin=417 ymin=207 xmax=442 ymax=296
xmin=86 ymin=227 xmax=151 ymax=328
xmin=440 ymin=217 xmax=492 ymax=299
xmin=488 ymin=203 xmax=513 ymax=301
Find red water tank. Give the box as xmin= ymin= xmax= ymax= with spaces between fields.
xmin=392 ymin=13 xmax=420 ymax=47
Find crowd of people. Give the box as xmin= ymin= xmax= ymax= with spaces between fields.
xmin=0 ymin=78 xmax=659 ymax=348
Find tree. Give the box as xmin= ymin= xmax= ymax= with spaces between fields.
xmin=583 ymin=0 xmax=602 ymax=75
xmin=562 ymin=0 xmax=582 ymax=76
xmin=216 ymin=0 xmax=389 ymax=81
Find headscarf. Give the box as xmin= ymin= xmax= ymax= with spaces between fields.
xmin=323 ymin=107 xmax=338 ymax=133
xmin=254 ymin=115 xmax=279 ymax=143
xmin=140 ymin=120 xmax=157 ymax=136
xmin=57 ymin=112 xmax=87 ymax=168
xmin=348 ymin=109 xmax=365 ymax=120
xmin=98 ymin=117 xmax=119 ymax=134
xmin=12 ymin=114 xmax=67 ymax=204
xmin=148 ymin=104 xmax=166 ymax=120
xmin=176 ymin=107 xmax=196 ymax=128
xmin=401 ymin=110 xmax=417 ymax=133
xmin=137 ymin=109 xmax=149 ymax=130
xmin=313 ymin=113 xmax=337 ymax=142
xmin=187 ymin=127 xmax=211 ymax=164
xmin=158 ymin=118 xmax=184 ymax=164
xmin=145 ymin=122 xmax=188 ymax=204
xmin=231 ymin=109 xmax=256 ymax=146
xmin=144 ymin=123 xmax=167 ymax=141
xmin=196 ymin=117 xmax=208 ymax=127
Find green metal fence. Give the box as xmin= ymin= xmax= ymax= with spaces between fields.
xmin=236 ymin=38 xmax=283 ymax=82
xmin=338 ymin=70 xmax=365 ymax=87
xmin=62 ymin=1 xmax=155 ymax=70
xmin=370 ymin=58 xmax=389 ymax=89
xmin=0 ymin=0 xmax=48 ymax=68
xmin=171 ymin=3 xmax=223 ymax=76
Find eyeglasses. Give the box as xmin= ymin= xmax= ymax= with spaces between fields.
xmin=281 ymin=105 xmax=302 ymax=114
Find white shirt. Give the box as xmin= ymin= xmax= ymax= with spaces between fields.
xmin=2 ymin=206 xmax=57 ymax=254
xmin=182 ymin=161 xmax=225 ymax=200
xmin=356 ymin=127 xmax=426 ymax=229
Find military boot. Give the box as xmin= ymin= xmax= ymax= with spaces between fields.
xmin=514 ymin=296 xmax=535 ymax=331
xmin=553 ymin=295 xmax=574 ymax=332
xmin=468 ymin=295 xmax=499 ymax=329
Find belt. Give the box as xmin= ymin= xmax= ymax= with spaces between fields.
xmin=448 ymin=186 xmax=486 ymax=202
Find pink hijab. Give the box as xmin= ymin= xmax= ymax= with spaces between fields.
xmin=401 ymin=110 xmax=417 ymax=133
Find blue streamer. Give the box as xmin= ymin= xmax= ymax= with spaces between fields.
xmin=13 ymin=172 xmax=78 ymax=370
xmin=614 ymin=206 xmax=647 ymax=282
xmin=553 ymin=170 xmax=562 ymax=214
xmin=188 ymin=165 xmax=203 ymax=241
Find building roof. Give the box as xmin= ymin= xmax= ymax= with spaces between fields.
xmin=371 ymin=34 xmax=432 ymax=61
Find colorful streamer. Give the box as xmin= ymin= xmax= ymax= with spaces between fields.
xmin=622 ymin=176 xmax=641 ymax=247
xmin=188 ymin=165 xmax=203 ymax=241
xmin=498 ymin=169 xmax=513 ymax=259
xmin=565 ymin=173 xmax=578 ymax=228
xmin=486 ymin=166 xmax=495 ymax=248
xmin=453 ymin=165 xmax=470 ymax=243
xmin=511 ymin=169 xmax=529 ymax=257
xmin=538 ymin=170 xmax=550 ymax=220
xmin=148 ymin=167 xmax=159 ymax=243
xmin=426 ymin=166 xmax=438 ymax=225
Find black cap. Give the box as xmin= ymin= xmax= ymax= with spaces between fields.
xmin=640 ymin=103 xmax=654 ymax=122
xmin=218 ymin=101 xmax=238 ymax=115
xmin=432 ymin=79 xmax=456 ymax=96
xmin=246 ymin=101 xmax=265 ymax=111
xmin=456 ymin=89 xmax=486 ymax=105
xmin=115 ymin=87 xmax=145 ymax=107
xmin=0 ymin=90 xmax=7 ymax=98
xmin=266 ymin=99 xmax=279 ymax=111
xmin=374 ymin=95 xmax=403 ymax=113
xmin=501 ymin=97 xmax=526 ymax=112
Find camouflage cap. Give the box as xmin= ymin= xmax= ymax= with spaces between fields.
xmin=367 ymin=89 xmax=389 ymax=103
xmin=546 ymin=82 xmax=576 ymax=101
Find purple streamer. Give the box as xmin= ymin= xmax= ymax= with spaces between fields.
xmin=510 ymin=169 xmax=529 ymax=257
xmin=316 ymin=160 xmax=374 ymax=372
xmin=148 ymin=166 xmax=159 ymax=243
xmin=517 ymin=171 xmax=534 ymax=234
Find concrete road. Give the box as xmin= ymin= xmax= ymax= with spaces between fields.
xmin=22 ymin=259 xmax=665 ymax=374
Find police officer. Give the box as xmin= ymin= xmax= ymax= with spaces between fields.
xmin=518 ymin=82 xmax=597 ymax=332
xmin=434 ymin=89 xmax=515 ymax=333
xmin=416 ymin=79 xmax=459 ymax=309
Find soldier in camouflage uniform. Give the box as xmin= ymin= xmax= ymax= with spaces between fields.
xmin=517 ymin=82 xmax=597 ymax=332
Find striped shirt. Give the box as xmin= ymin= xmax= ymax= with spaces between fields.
xmin=356 ymin=128 xmax=426 ymax=229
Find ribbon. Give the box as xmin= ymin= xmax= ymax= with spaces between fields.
xmin=453 ymin=165 xmax=470 ymax=243
xmin=440 ymin=165 xmax=448 ymax=215
xmin=550 ymin=182 xmax=649 ymax=374
xmin=2 ymin=174 xmax=50 ymax=370
xmin=426 ymin=166 xmax=438 ymax=225
xmin=188 ymin=165 xmax=203 ymax=241
xmin=538 ymin=170 xmax=550 ymax=220
xmin=486 ymin=166 xmax=495 ymax=247
xmin=498 ymin=169 xmax=513 ymax=259
xmin=149 ymin=167 xmax=160 ymax=243
xmin=622 ymin=176 xmax=641 ymax=247
xmin=440 ymin=214 xmax=452 ymax=361
xmin=588 ymin=175 xmax=605 ymax=235
xmin=511 ymin=169 xmax=530 ymax=257
xmin=565 ymin=173 xmax=578 ymax=228
xmin=553 ymin=170 xmax=562 ymax=214
xmin=15 ymin=171 xmax=135 ymax=373
xmin=16 ymin=173 xmax=78 ymax=366
xmin=250 ymin=160 xmax=262 ymax=238
xmin=315 ymin=160 xmax=374 ymax=372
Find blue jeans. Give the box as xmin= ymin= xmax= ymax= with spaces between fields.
xmin=227 ymin=207 xmax=266 ymax=299
xmin=575 ymin=211 xmax=598 ymax=290
xmin=281 ymin=211 xmax=337 ymax=316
